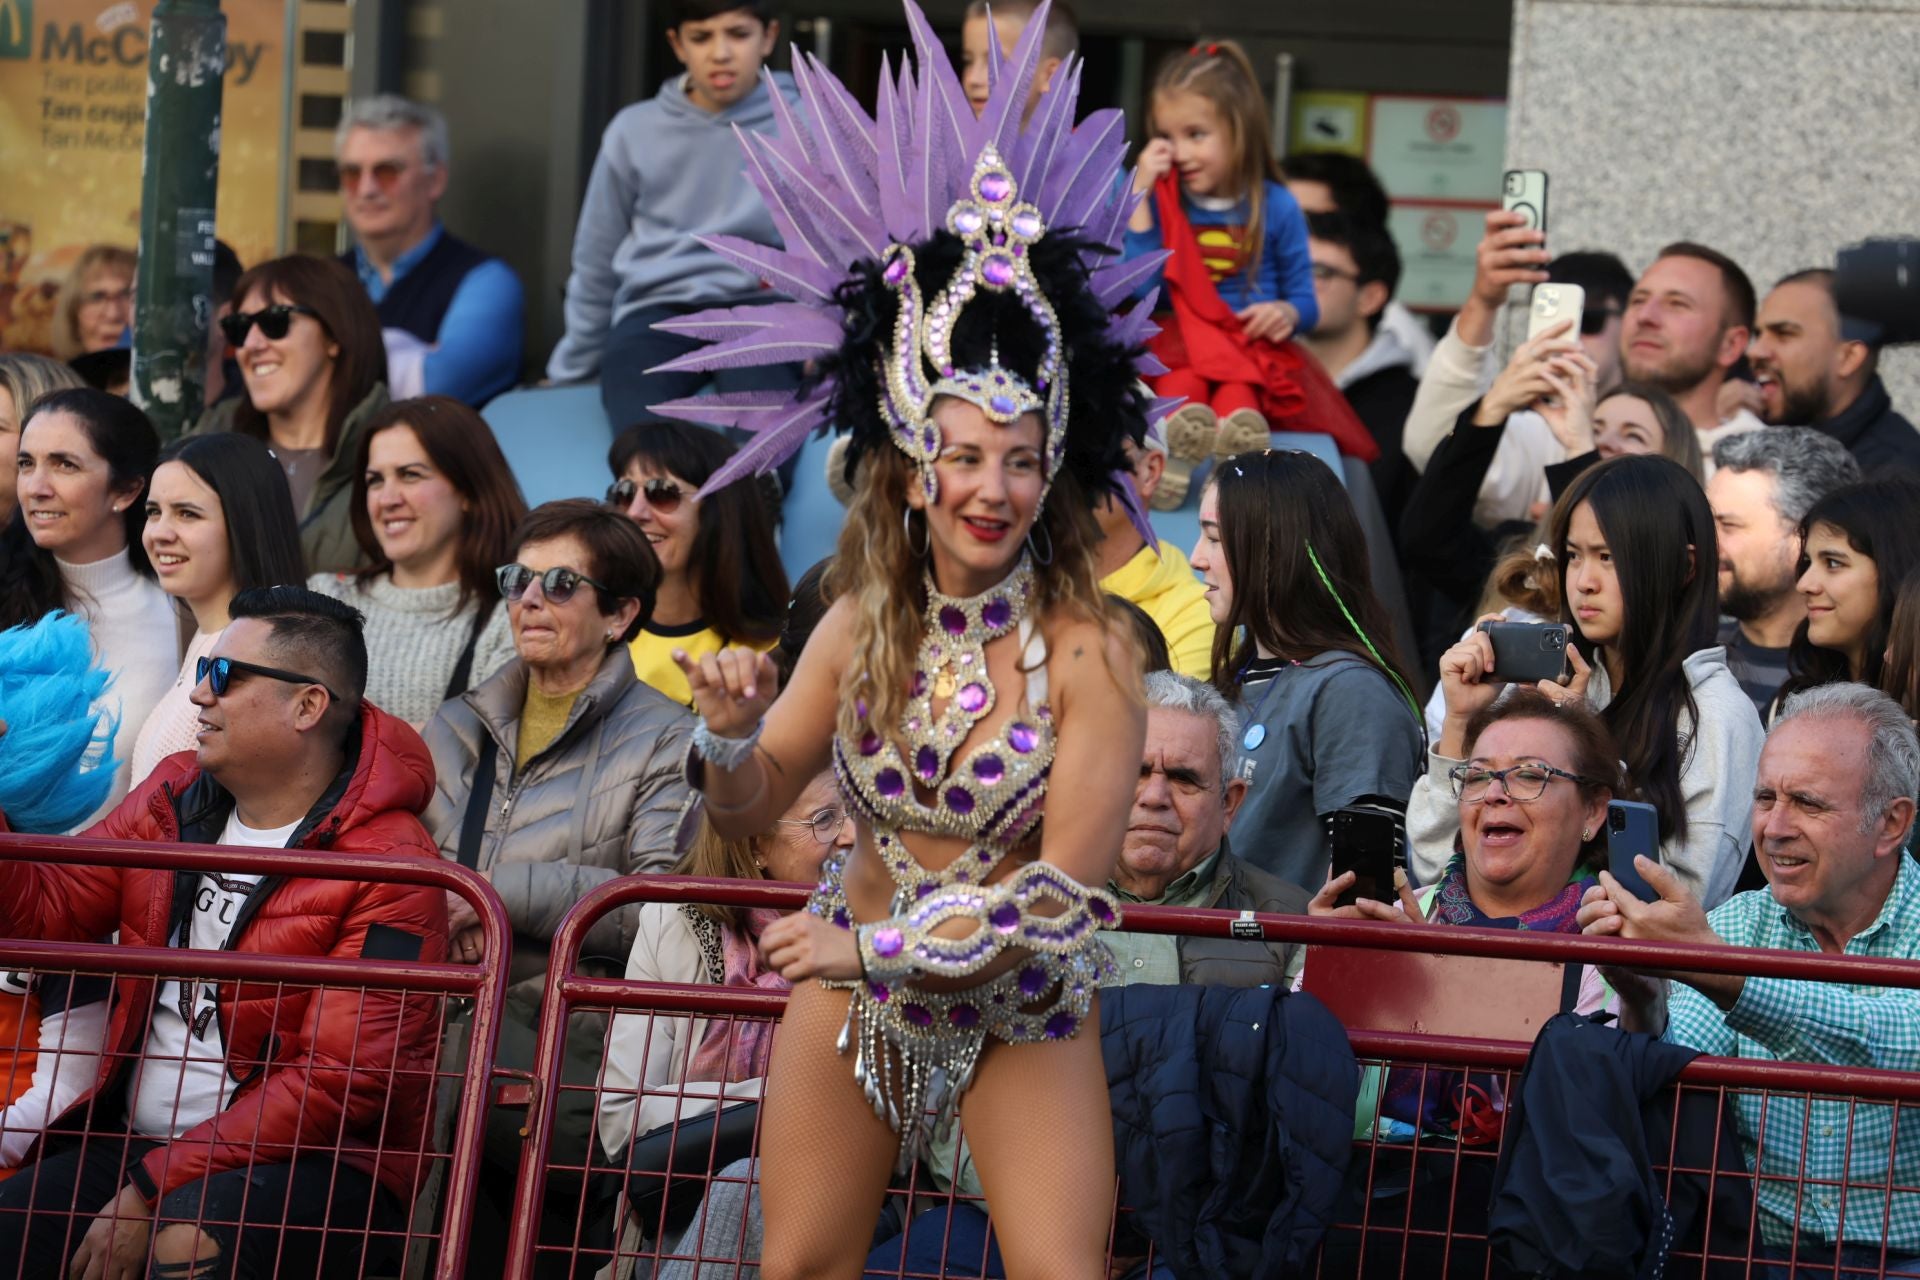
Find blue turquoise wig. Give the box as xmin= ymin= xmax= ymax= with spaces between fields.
xmin=0 ymin=612 xmax=120 ymax=833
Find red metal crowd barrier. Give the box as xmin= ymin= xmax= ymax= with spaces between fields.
xmin=505 ymin=875 xmax=1920 ymax=1280
xmin=0 ymin=833 xmax=510 ymax=1280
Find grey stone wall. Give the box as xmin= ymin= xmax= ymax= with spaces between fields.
xmin=1503 ymin=0 xmax=1920 ymax=412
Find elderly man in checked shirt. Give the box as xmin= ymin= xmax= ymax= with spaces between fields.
xmin=1580 ymin=682 xmax=1920 ymax=1275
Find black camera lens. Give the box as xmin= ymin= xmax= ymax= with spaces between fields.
xmin=1609 ymin=808 xmax=1626 ymax=832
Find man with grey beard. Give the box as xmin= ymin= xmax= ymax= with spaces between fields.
xmin=1707 ymin=427 xmax=1861 ymax=719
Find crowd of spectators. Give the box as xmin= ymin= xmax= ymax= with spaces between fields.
xmin=6 ymin=0 xmax=1920 ymax=1275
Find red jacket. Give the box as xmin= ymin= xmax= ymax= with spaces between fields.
xmin=0 ymin=703 xmax=449 ymax=1206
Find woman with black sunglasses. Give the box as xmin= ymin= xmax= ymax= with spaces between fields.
xmin=606 ymin=422 xmax=787 ymax=707
xmin=418 ymin=498 xmax=698 ymax=1256
xmin=192 ymin=254 xmax=389 ymax=575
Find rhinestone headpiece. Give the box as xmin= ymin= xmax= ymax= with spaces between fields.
xmin=880 ymin=146 xmax=1065 ymax=503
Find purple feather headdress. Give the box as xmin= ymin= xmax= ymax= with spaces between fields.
xmin=651 ymin=0 xmax=1169 ymax=528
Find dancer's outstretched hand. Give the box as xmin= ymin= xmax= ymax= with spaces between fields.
xmin=760 ymin=911 xmax=861 ymax=983
xmin=676 ymin=646 xmax=779 ymax=738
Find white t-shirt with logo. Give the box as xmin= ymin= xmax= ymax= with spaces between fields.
xmin=127 ymin=811 xmax=297 ymax=1138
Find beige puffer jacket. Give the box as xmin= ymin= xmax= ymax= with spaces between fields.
xmin=422 ymin=646 xmax=699 ymax=992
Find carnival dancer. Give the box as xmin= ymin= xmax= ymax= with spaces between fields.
xmin=655 ymin=3 xmax=1160 ymax=1274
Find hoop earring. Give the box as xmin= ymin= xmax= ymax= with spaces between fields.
xmin=904 ymin=507 xmax=930 ymax=557
xmin=1025 ymin=520 xmax=1054 ymax=566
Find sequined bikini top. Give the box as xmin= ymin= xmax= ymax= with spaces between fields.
xmin=835 ymin=557 xmax=1056 ymax=898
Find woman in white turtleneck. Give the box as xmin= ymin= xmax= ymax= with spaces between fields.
xmin=1 ymin=388 xmax=178 ymax=822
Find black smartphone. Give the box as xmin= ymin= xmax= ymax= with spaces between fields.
xmin=1477 ymin=620 xmax=1570 ymax=685
xmin=1330 ymin=806 xmax=1401 ymax=909
xmin=1605 ymin=800 xmax=1661 ymax=902
xmin=1502 ymin=168 xmax=1549 ymax=234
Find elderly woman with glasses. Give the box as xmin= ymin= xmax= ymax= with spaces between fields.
xmin=598 ymin=774 xmax=855 ymax=1163
xmin=420 ymin=498 xmax=699 ymax=1257
xmin=422 ymin=498 xmax=698 ymax=972
xmin=1310 ymin=688 xmax=1624 ymax=1014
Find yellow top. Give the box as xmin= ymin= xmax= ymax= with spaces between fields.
xmin=516 ymin=684 xmax=583 ymax=772
xmin=630 ymin=622 xmax=777 ymax=708
xmin=1100 ymin=540 xmax=1217 ymax=680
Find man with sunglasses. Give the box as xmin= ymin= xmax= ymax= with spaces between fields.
xmin=0 ymin=586 xmax=448 ymax=1280
xmin=335 ymin=94 xmax=525 ymax=406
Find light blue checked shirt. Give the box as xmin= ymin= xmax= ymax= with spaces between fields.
xmin=1666 ymin=854 xmax=1920 ymax=1251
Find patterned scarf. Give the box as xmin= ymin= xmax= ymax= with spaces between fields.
xmin=1428 ymin=855 xmax=1598 ymax=933
xmin=687 ymin=907 xmax=790 ymax=1083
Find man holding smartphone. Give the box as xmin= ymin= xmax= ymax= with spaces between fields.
xmin=1578 ymin=684 xmax=1920 ymax=1270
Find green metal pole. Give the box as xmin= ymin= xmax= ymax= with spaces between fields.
xmin=132 ymin=0 xmax=226 ymax=441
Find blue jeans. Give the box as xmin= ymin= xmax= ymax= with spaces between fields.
xmin=865 ymin=1205 xmax=1003 ymax=1279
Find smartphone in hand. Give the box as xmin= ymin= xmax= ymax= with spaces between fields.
xmin=1330 ymin=805 xmax=1403 ymax=909
xmin=1605 ymin=800 xmax=1661 ymax=902
xmin=1503 ymin=169 xmax=1549 ymax=234
xmin=1527 ymin=282 xmax=1585 ymax=345
xmin=1477 ymin=620 xmax=1570 ymax=685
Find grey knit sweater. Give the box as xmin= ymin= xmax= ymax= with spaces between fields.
xmin=307 ymin=573 xmax=516 ymax=726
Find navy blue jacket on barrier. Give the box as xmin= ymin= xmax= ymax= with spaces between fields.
xmin=1101 ymin=983 xmax=1359 ymax=1278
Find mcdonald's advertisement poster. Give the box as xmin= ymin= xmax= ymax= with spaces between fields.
xmin=0 ymin=0 xmax=287 ymax=353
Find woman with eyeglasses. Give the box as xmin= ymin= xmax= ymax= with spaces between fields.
xmin=419 ymin=499 xmax=696 ymax=1250
xmin=308 ymin=396 xmax=526 ymax=726
xmin=605 ymin=422 xmax=787 ymax=707
xmin=1411 ymin=455 xmax=1764 ymax=908
xmin=130 ymin=434 xmax=306 ymax=784
xmin=0 ymin=388 xmax=175 ymax=825
xmin=50 ymin=245 xmax=136 ymax=361
xmin=599 ymin=772 xmax=854 ymax=1163
xmin=193 ymin=254 xmax=389 ymax=575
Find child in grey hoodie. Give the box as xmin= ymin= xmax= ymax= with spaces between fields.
xmin=546 ymin=1 xmax=801 ymax=429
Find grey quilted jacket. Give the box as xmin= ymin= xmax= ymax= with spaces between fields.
xmin=422 ymin=647 xmax=699 ymax=990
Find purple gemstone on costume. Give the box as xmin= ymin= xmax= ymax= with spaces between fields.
xmin=915 ymin=745 xmax=940 ymax=779
xmin=1018 ymin=966 xmax=1047 ymax=997
xmin=1044 ymin=1013 xmax=1077 ymax=1040
xmin=990 ymin=394 xmax=1016 ymax=415
xmin=957 ymin=683 xmax=988 ymax=714
xmin=973 ymin=754 xmax=1005 ymax=785
xmin=869 ymin=982 xmax=891 ymax=1002
xmin=921 ymin=427 xmax=937 ymax=451
xmin=940 ymin=606 xmax=967 ymax=636
xmin=983 ymin=598 xmax=1011 ymax=630
xmin=859 ymin=730 xmax=881 ymax=757
xmin=982 ymin=256 xmax=1015 ymax=288
xmin=1012 ymin=211 xmax=1043 ymax=238
xmin=910 ymin=670 xmax=927 ymax=697
xmin=855 ymin=698 xmax=869 ymax=719
xmin=1013 ymin=244 xmax=1026 ymax=257
xmin=980 ymin=172 xmax=1012 ymax=203
xmin=1090 ymin=898 xmax=1116 ymax=925
xmin=989 ymin=903 xmax=1021 ymax=933
xmin=917 ymin=882 xmax=938 ymax=899
xmin=945 ymin=786 xmax=976 ymax=815
xmin=954 ymin=209 xmax=984 ymax=235
xmin=884 ymin=255 xmax=909 ymax=285
xmin=833 ymin=909 xmax=850 ymax=928
xmin=1008 ymin=723 xmax=1038 ymax=754
xmin=871 ymin=927 xmax=905 ymax=958
xmin=875 ymin=768 xmax=905 ymax=798
xmin=902 ymin=1002 xmax=934 ymax=1028
xmin=978 ymin=850 xmax=994 ymax=864
xmin=950 ymin=1004 xmax=981 ymax=1029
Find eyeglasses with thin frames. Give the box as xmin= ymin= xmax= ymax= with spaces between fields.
xmin=337 ymin=160 xmax=411 ymax=193
xmin=775 ymin=807 xmax=852 ymax=846
xmin=1448 ymin=763 xmax=1595 ymax=804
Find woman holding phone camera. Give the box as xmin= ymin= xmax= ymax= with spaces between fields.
xmin=1192 ymin=449 xmax=1424 ymax=893
xmin=1409 ymin=455 xmax=1763 ymax=909
xmin=1312 ymin=690 xmax=1622 ymax=1014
